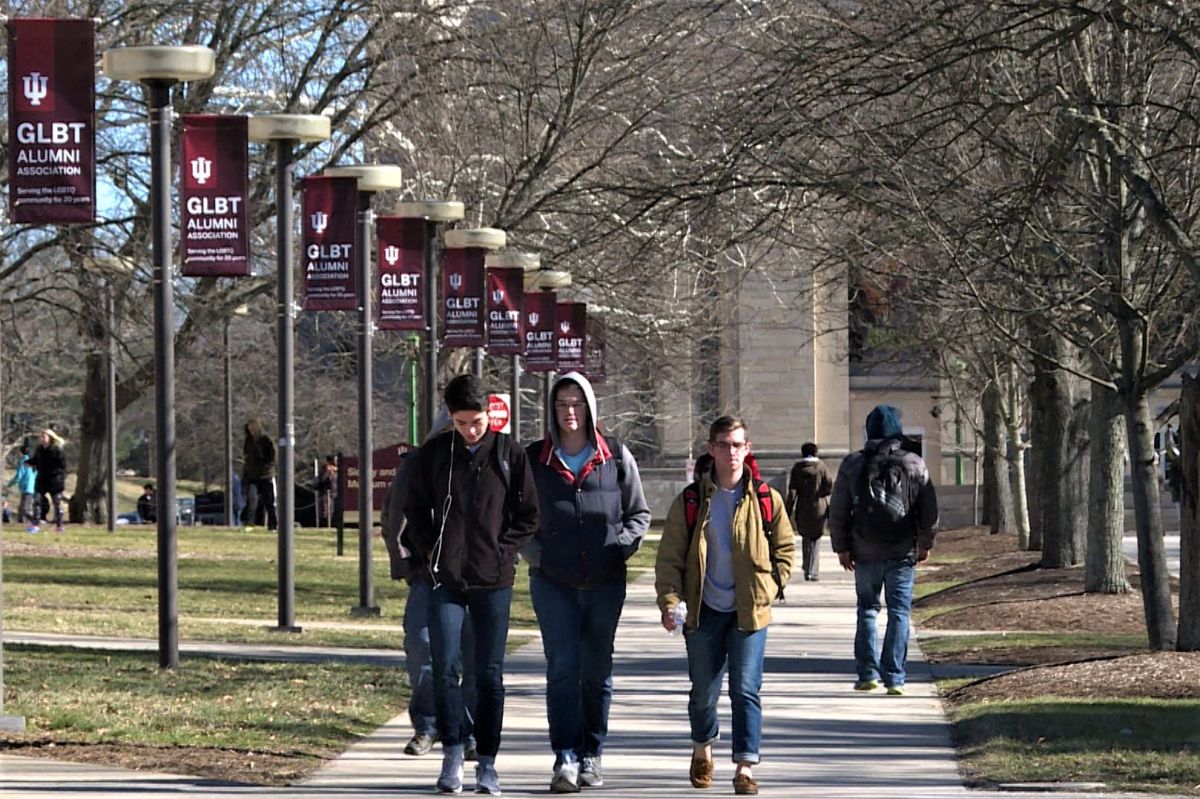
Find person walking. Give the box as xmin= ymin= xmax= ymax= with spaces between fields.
xmin=403 ymin=374 xmax=540 ymax=795
xmin=524 ymin=371 xmax=651 ymax=792
xmin=8 ymin=445 xmax=38 ymax=533
xmin=136 ymin=483 xmax=157 ymax=523
xmin=829 ymin=404 xmax=939 ymax=695
xmin=240 ymin=418 xmax=277 ymax=531
xmin=30 ymin=429 xmax=67 ymax=534
xmin=787 ymin=442 xmax=832 ymax=581
xmin=315 ymin=455 xmax=337 ymax=527
xmin=655 ymin=415 xmax=794 ymax=796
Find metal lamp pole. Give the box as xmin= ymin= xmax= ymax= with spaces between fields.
xmin=393 ymin=201 xmax=464 ymax=440
xmin=251 ymin=115 xmax=331 ymax=633
xmin=487 ymin=251 xmax=540 ymax=442
xmin=103 ymin=44 xmax=215 ymax=669
xmin=324 ymin=164 xmax=404 ymax=617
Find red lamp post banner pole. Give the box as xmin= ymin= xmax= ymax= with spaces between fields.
xmin=486 ymin=266 xmax=525 ymax=355
xmin=376 ymin=216 xmax=426 ymax=330
xmin=585 ymin=315 xmax=607 ymax=384
xmin=441 ymin=247 xmax=485 ymax=347
xmin=179 ymin=114 xmax=250 ymax=277
xmin=301 ymin=176 xmax=359 ymax=311
xmin=524 ymin=291 xmax=558 ymax=373
xmin=556 ymin=301 xmax=587 ymax=372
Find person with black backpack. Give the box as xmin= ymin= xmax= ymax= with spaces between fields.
xmin=523 ymin=371 xmax=651 ymax=793
xmin=829 ymin=404 xmax=939 ymax=696
xmin=403 ymin=374 xmax=540 ymax=795
xmin=655 ymin=415 xmax=794 ymax=797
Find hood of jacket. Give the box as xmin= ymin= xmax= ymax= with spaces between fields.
xmin=548 ymin=371 xmax=599 ymax=450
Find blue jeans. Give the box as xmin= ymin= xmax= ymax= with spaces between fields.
xmin=684 ymin=604 xmax=767 ymax=764
xmin=854 ymin=556 xmax=916 ymax=688
xmin=405 ymin=577 xmax=476 ymax=738
xmin=530 ymin=570 xmax=627 ymax=761
xmin=429 ymin=583 xmax=512 ymax=758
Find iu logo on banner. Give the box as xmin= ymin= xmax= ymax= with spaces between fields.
xmin=7 ymin=18 xmax=97 ymax=224
xmin=556 ymin=302 xmax=587 ymax=372
xmin=486 ymin=267 xmax=524 ymax=356
xmin=180 ymin=115 xmax=250 ymax=277
xmin=524 ymin=291 xmax=558 ymax=373
xmin=376 ymin=217 xmax=426 ymax=330
xmin=442 ymin=248 xmax=485 ymax=347
xmin=301 ymin=176 xmax=359 ymax=311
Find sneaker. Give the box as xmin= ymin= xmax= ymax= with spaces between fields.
xmin=475 ymin=762 xmax=502 ymax=795
xmin=579 ymin=756 xmax=603 ymax=787
xmin=689 ymin=756 xmax=714 ymax=789
xmin=54 ymin=524 xmax=64 ymax=534
xmin=550 ymin=759 xmax=580 ymax=793
xmin=25 ymin=525 xmax=38 ymax=534
xmin=437 ymin=746 xmax=465 ymax=794
xmin=886 ymin=685 xmax=906 ymax=696
xmin=854 ymin=679 xmax=880 ymax=691
xmin=807 ymin=575 xmax=819 ymax=582
xmin=405 ymin=732 xmax=435 ymax=756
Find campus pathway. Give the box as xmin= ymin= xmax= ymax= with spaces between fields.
xmin=0 ymin=548 xmax=1184 ymax=798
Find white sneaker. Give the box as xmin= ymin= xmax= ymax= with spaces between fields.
xmin=475 ymin=762 xmax=502 ymax=795
xmin=579 ymin=756 xmax=603 ymax=787
xmin=437 ymin=746 xmax=465 ymax=794
xmin=550 ymin=760 xmax=580 ymax=793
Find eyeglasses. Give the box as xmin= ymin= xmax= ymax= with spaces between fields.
xmin=555 ymin=402 xmax=586 ymax=412
xmin=710 ymin=440 xmax=748 ymax=452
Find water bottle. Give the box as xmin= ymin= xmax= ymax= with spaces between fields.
xmin=669 ymin=601 xmax=687 ymax=635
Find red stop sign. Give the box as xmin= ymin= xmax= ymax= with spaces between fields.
xmin=488 ymin=393 xmax=511 ymax=433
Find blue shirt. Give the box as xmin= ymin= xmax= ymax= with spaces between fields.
xmin=703 ymin=483 xmax=743 ymax=613
xmin=556 ymin=445 xmax=595 ymax=476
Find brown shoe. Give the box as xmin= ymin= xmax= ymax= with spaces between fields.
xmin=733 ymin=773 xmax=758 ymax=795
xmin=689 ymin=757 xmax=714 ymax=788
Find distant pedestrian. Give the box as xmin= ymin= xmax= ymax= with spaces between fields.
xmin=403 ymin=374 xmax=540 ymax=795
xmin=829 ymin=404 xmax=938 ymax=695
xmin=315 ymin=455 xmax=337 ymax=527
xmin=524 ymin=371 xmax=651 ymax=792
xmin=787 ymin=442 xmax=832 ymax=581
xmin=136 ymin=483 xmax=157 ymax=523
xmin=8 ymin=445 xmax=38 ymax=533
xmin=30 ymin=429 xmax=67 ymax=534
xmin=655 ymin=415 xmax=794 ymax=796
xmin=240 ymin=418 xmax=277 ymax=531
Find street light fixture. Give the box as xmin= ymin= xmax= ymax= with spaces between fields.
xmin=524 ymin=268 xmax=572 ymax=435
xmin=393 ymin=200 xmax=465 ymax=440
xmin=102 ymin=44 xmax=215 ymax=670
xmin=323 ymin=164 xmax=403 ymax=617
xmin=250 ymin=114 xmax=331 ymax=634
xmin=487 ymin=251 xmax=540 ymax=442
xmin=445 ymin=228 xmax=507 ymax=379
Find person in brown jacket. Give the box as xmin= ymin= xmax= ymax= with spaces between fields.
xmin=786 ymin=442 xmax=833 ymax=582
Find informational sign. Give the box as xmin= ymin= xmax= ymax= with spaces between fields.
xmin=376 ymin=216 xmax=425 ymax=330
xmin=585 ymin=315 xmax=607 ymax=384
xmin=488 ymin=393 xmax=512 ymax=434
xmin=524 ymin=291 xmax=557 ymax=373
xmin=179 ymin=115 xmax=250 ymax=276
xmin=441 ymin=246 xmax=485 ymax=347
xmin=7 ymin=18 xmax=96 ymax=223
xmin=485 ymin=267 xmax=524 ymax=355
xmin=302 ymin=176 xmax=358 ymax=311
xmin=338 ymin=442 xmax=412 ymax=513
xmin=556 ymin=302 xmax=587 ymax=372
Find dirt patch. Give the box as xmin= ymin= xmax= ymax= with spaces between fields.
xmin=0 ymin=739 xmax=323 ymax=786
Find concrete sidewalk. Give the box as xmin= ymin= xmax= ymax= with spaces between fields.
xmin=0 ymin=549 xmax=1181 ymax=798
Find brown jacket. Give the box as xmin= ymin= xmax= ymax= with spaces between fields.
xmin=787 ymin=458 xmax=832 ymax=540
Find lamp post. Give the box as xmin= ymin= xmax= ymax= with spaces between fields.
xmin=223 ymin=304 xmax=250 ymax=530
xmin=250 ymin=114 xmax=331 ymax=634
xmin=487 ymin=251 xmax=540 ymax=441
xmin=323 ymin=164 xmax=404 ymax=617
xmin=0 ymin=319 xmax=24 ymax=733
xmin=526 ymin=268 xmax=572 ymax=436
xmin=103 ymin=44 xmax=215 ymax=669
xmin=444 ymin=228 xmax=507 ymax=382
xmin=393 ymin=201 xmax=464 ymax=439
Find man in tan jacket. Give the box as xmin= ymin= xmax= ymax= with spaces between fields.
xmin=655 ymin=415 xmax=794 ymax=796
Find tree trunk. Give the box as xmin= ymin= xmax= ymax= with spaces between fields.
xmin=1065 ymin=396 xmax=1090 ymax=565
xmin=1177 ymin=374 xmax=1200 ymax=650
xmin=1085 ymin=384 xmax=1128 ymax=593
xmin=69 ymin=332 xmax=111 ymax=525
xmin=1024 ymin=426 xmax=1042 ymax=551
xmin=1008 ymin=426 xmax=1031 ymax=548
xmin=983 ymin=382 xmax=1016 ymax=534
xmin=1030 ymin=363 xmax=1074 ymax=565
xmin=1124 ymin=390 xmax=1177 ymax=649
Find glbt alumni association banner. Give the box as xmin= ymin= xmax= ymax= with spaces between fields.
xmin=524 ymin=291 xmax=557 ymax=373
xmin=302 ymin=176 xmax=358 ymax=311
xmin=7 ymin=18 xmax=96 ymax=223
xmin=180 ymin=115 xmax=249 ymax=276
xmin=556 ymin=302 xmax=587 ymax=372
xmin=441 ymin=247 xmax=485 ymax=347
xmin=376 ymin=217 xmax=425 ymax=330
xmin=486 ymin=266 xmax=524 ymax=355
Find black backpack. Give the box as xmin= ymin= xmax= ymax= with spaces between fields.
xmin=852 ymin=444 xmax=915 ymax=542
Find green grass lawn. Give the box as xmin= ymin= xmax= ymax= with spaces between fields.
xmin=921 ymin=632 xmax=1150 ymax=658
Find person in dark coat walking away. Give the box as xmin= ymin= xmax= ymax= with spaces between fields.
xmin=241 ymin=418 xmax=277 ymax=530
xmin=403 ymin=374 xmax=540 ymax=796
xmin=524 ymin=371 xmax=651 ymax=792
xmin=30 ymin=429 xmax=67 ymax=534
xmin=787 ymin=442 xmax=832 ymax=581
xmin=829 ymin=404 xmax=938 ymax=695
xmin=136 ymin=483 xmax=157 ymax=523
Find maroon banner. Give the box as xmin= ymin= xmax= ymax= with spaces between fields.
xmin=557 ymin=302 xmax=587 ymax=372
xmin=486 ymin=267 xmax=525 ymax=355
xmin=339 ymin=442 xmax=412 ymax=513
xmin=377 ymin=217 xmax=426 ymax=330
xmin=585 ymin=316 xmax=607 ymax=384
xmin=524 ymin=291 xmax=557 ymax=372
xmin=7 ymin=18 xmax=96 ymax=223
xmin=302 ymin=176 xmax=358 ymax=311
xmin=442 ymin=247 xmax=485 ymax=347
xmin=179 ymin=115 xmax=250 ymax=276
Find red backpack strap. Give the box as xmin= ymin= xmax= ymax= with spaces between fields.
xmin=683 ymin=482 xmax=701 ymax=534
xmin=754 ymin=479 xmax=774 ymax=529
